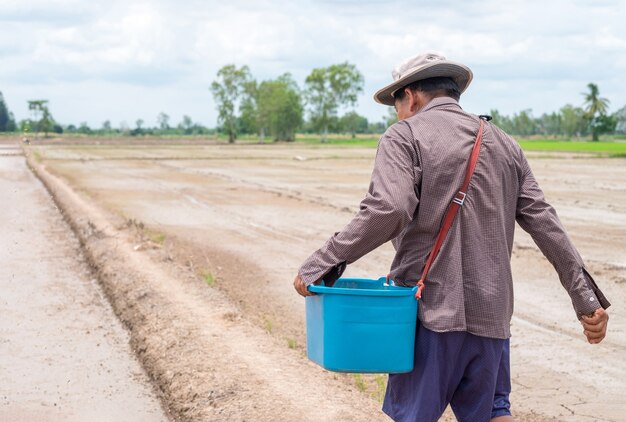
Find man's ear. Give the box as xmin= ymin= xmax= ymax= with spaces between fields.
xmin=409 ymin=89 xmax=420 ymax=113
xmin=411 ymin=90 xmax=427 ymax=112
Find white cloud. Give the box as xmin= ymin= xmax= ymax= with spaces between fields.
xmin=1 ymin=0 xmax=625 ymax=127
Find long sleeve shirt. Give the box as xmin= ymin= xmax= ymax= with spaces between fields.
xmin=298 ymin=96 xmax=610 ymax=339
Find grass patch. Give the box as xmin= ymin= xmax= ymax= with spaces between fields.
xmin=202 ymin=272 xmax=215 ymax=287
xmin=31 ymin=148 xmax=43 ymax=162
xmin=291 ymin=134 xmax=626 ymax=155
xmin=295 ymin=137 xmax=626 ymax=156
xmin=287 ymin=338 xmax=297 ymax=349
xmin=148 ymin=231 xmax=166 ymax=244
xmin=353 ymin=374 xmax=367 ymax=393
xmin=347 ymin=373 xmax=388 ymax=403
xmin=516 ymin=139 xmax=626 ymax=155
xmin=264 ymin=318 xmax=273 ymax=333
xmin=374 ymin=374 xmax=387 ymax=402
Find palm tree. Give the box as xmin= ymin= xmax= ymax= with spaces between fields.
xmin=582 ymin=83 xmax=610 ymax=141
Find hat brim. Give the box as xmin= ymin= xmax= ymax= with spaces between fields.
xmin=373 ymin=60 xmax=473 ymax=106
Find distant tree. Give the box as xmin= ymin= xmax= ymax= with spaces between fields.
xmin=102 ymin=120 xmax=112 ymax=132
xmin=256 ymin=73 xmax=303 ymax=142
xmin=6 ymin=112 xmax=17 ymax=132
xmin=157 ymin=112 xmax=170 ymax=131
xmin=20 ymin=119 xmax=32 ymax=133
xmin=368 ymin=120 xmax=386 ymax=134
xmin=614 ymin=105 xmax=626 ymax=134
xmin=0 ymin=92 xmax=8 ymax=130
xmin=305 ymin=62 xmax=364 ymax=142
xmin=130 ymin=119 xmax=149 ymax=136
xmin=0 ymin=92 xmax=17 ymax=132
xmin=511 ymin=109 xmax=537 ymax=137
xmin=78 ymin=122 xmax=92 ymax=134
xmin=210 ymin=64 xmax=253 ymax=143
xmin=593 ymin=114 xmax=617 ymax=137
xmin=28 ymin=100 xmax=51 ymax=136
xmin=238 ymin=80 xmax=260 ymax=136
xmin=40 ymin=106 xmax=54 ymax=137
xmin=583 ymin=83 xmax=610 ymax=117
xmin=560 ymin=104 xmax=587 ymax=138
xmin=582 ymin=83 xmax=610 ymax=141
xmin=178 ymin=115 xmax=194 ymax=134
xmin=26 ymin=100 xmax=56 ymax=137
xmin=28 ymin=100 xmax=46 ymax=119
xmin=538 ymin=112 xmax=562 ymax=137
xmin=339 ymin=111 xmax=368 ymax=137
xmin=490 ymin=109 xmax=514 ymax=133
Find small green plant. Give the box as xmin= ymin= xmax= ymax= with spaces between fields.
xmin=264 ymin=318 xmax=273 ymax=333
xmin=148 ymin=231 xmax=166 ymax=244
xmin=202 ymin=272 xmax=215 ymax=287
xmin=32 ymin=149 xmax=42 ymax=162
xmin=353 ymin=374 xmax=367 ymax=393
xmin=374 ymin=374 xmax=387 ymax=403
xmin=287 ymin=338 xmax=297 ymax=349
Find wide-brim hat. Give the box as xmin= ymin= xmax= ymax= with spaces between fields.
xmin=374 ymin=52 xmax=473 ymax=106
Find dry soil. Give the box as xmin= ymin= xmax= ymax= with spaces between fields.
xmin=12 ymin=137 xmax=626 ymax=421
xmin=0 ymin=140 xmax=169 ymax=421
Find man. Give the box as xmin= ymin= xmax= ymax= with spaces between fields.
xmin=293 ymin=52 xmax=610 ymax=421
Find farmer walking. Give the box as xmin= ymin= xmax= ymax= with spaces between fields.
xmin=293 ymin=52 xmax=610 ymax=422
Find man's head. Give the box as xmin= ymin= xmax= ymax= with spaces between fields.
xmin=374 ymin=52 xmax=473 ymax=119
xmin=393 ymin=76 xmax=461 ymax=120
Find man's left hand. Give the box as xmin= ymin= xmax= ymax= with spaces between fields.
xmin=581 ymin=308 xmax=609 ymax=344
xmin=293 ymin=273 xmax=315 ymax=297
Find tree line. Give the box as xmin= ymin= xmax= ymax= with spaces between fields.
xmin=210 ymin=63 xmax=367 ymax=143
xmin=0 ymin=92 xmax=214 ymax=137
xmin=1 ymin=80 xmax=625 ymax=140
xmin=490 ymin=83 xmax=625 ymax=141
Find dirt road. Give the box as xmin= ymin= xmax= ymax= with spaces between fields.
xmin=0 ymin=141 xmax=168 ymax=421
xmin=25 ymin=139 xmax=626 ymax=421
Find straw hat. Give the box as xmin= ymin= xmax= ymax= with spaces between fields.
xmin=373 ymin=52 xmax=473 ymax=106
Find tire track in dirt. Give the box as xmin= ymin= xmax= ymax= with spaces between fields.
xmin=156 ymin=160 xmax=359 ymax=215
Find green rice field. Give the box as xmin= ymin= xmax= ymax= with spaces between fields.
xmin=292 ymin=135 xmax=626 ymax=156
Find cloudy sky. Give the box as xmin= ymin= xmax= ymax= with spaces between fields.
xmin=1 ymin=0 xmax=625 ymax=129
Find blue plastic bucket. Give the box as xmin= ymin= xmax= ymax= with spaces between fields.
xmin=306 ymin=277 xmax=418 ymax=373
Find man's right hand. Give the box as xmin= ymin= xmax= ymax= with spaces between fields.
xmin=581 ymin=308 xmax=609 ymax=344
xmin=293 ymin=273 xmax=316 ymax=297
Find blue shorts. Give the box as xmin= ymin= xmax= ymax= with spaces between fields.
xmin=383 ymin=322 xmax=511 ymax=422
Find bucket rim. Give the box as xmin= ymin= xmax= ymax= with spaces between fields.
xmin=308 ymin=277 xmax=418 ymax=297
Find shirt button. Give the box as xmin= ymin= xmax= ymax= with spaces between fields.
xmin=589 ymin=297 xmax=595 ymax=302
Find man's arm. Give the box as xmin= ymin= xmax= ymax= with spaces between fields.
xmin=515 ymin=153 xmax=610 ymax=342
xmin=296 ymin=122 xmax=420 ymax=289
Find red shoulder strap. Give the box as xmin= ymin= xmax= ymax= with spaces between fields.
xmin=415 ymin=118 xmax=485 ymax=299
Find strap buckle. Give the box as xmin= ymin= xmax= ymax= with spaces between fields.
xmin=453 ymin=191 xmax=466 ymax=206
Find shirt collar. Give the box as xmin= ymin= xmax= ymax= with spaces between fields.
xmin=419 ymin=96 xmax=462 ymax=114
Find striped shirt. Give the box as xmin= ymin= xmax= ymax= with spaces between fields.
xmin=298 ymin=96 xmax=609 ymax=339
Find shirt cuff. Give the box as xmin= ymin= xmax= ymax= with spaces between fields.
xmin=571 ymin=267 xmax=610 ymax=319
xmin=298 ymin=249 xmax=339 ymax=286
xmin=299 ymin=261 xmax=328 ymax=285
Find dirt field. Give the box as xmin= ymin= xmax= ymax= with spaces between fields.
xmin=0 ymin=141 xmax=168 ymax=421
xmin=16 ymin=137 xmax=626 ymax=421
